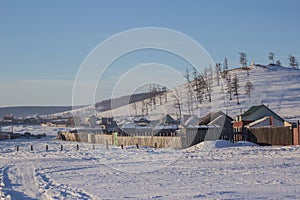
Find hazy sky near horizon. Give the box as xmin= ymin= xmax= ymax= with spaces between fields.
xmin=0 ymin=0 xmax=300 ymax=106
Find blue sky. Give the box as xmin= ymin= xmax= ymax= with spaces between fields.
xmin=0 ymin=0 xmax=300 ymax=106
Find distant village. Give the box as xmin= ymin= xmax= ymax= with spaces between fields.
xmin=1 ymin=103 xmax=299 ymax=148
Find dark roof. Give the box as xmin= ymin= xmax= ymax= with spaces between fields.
xmin=199 ymin=111 xmax=232 ymax=125
xmin=241 ymin=105 xmax=264 ymax=120
xmin=152 ymin=114 xmax=178 ymax=126
xmin=162 ymin=114 xmax=177 ymax=125
xmin=134 ymin=117 xmax=150 ymax=124
xmin=241 ymin=104 xmax=284 ymax=122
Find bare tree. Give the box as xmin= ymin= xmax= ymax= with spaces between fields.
xmin=186 ymin=82 xmax=194 ymax=116
xmin=239 ymin=52 xmax=249 ymax=76
xmin=163 ymin=87 xmax=168 ymax=103
xmin=184 ymin=68 xmax=191 ymax=82
xmin=215 ymin=63 xmax=221 ymax=86
xmin=203 ymin=67 xmax=212 ymax=102
xmin=185 ymin=70 xmax=195 ymax=115
xmin=192 ymin=67 xmax=213 ymax=105
xmin=276 ymin=60 xmax=282 ymax=66
xmin=173 ymin=88 xmax=183 ymax=119
xmin=239 ymin=52 xmax=247 ymax=67
xmin=289 ymin=55 xmax=299 ymax=69
xmin=131 ymin=102 xmax=138 ymax=117
xmin=209 ymin=64 xmax=214 ymax=84
xmin=232 ymin=74 xmax=240 ymax=104
xmin=142 ymin=100 xmax=147 ymax=115
xmin=227 ymin=74 xmax=233 ymax=101
xmin=245 ymin=80 xmax=254 ymax=98
xmin=268 ymin=52 xmax=275 ymax=64
xmin=192 ymin=68 xmax=204 ymax=104
xmin=223 ymin=57 xmax=229 ymax=79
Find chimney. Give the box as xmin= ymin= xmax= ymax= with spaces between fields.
xmin=270 ymin=116 xmax=274 ymax=126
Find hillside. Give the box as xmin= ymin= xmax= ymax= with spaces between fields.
xmin=97 ymin=64 xmax=300 ymax=122
xmin=95 ymin=91 xmax=166 ymax=112
xmin=34 ymin=64 xmax=300 ymax=123
xmin=0 ymin=106 xmax=73 ymax=118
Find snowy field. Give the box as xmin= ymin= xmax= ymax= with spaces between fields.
xmin=1 ymin=125 xmax=300 ymax=199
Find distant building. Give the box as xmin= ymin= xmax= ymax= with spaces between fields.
xmin=88 ymin=115 xmax=100 ymax=128
xmin=3 ymin=115 xmax=13 ymax=123
xmin=133 ymin=117 xmax=151 ymax=126
xmin=233 ymin=104 xmax=285 ymax=132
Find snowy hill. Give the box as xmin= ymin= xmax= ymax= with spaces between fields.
xmin=96 ymin=64 xmax=300 ymax=121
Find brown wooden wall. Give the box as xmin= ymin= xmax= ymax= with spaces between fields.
xmin=248 ymin=126 xmax=294 ymax=146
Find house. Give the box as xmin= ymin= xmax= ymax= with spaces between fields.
xmin=151 ymin=115 xmax=179 ymax=136
xmin=232 ymin=104 xmax=292 ymax=143
xmin=98 ymin=117 xmax=119 ymax=134
xmin=179 ymin=111 xmax=234 ymax=147
xmin=245 ymin=116 xmax=283 ymax=128
xmin=233 ymin=104 xmax=285 ymax=132
xmin=2 ymin=115 xmax=13 ymax=124
xmin=199 ymin=111 xmax=234 ymax=140
xmin=133 ymin=117 xmax=151 ymax=126
xmin=88 ymin=115 xmax=100 ymax=128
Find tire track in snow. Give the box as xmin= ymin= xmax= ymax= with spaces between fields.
xmin=0 ymin=165 xmax=10 ymax=200
xmin=35 ymin=168 xmax=96 ymax=200
xmin=1 ymin=164 xmax=43 ymax=200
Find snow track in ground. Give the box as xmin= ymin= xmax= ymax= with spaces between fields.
xmin=35 ymin=166 xmax=95 ymax=200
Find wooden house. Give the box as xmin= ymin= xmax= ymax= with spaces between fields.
xmin=233 ymin=104 xmax=285 ymax=132
xmin=231 ymin=104 xmax=295 ymax=144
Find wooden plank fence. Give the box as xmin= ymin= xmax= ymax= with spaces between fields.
xmin=246 ymin=126 xmax=294 ymax=146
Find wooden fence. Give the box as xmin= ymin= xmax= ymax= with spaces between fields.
xmin=59 ymin=132 xmax=181 ymax=148
xmin=58 ymin=126 xmax=298 ymax=148
xmin=246 ymin=126 xmax=294 ymax=146
xmin=59 ymin=127 xmax=224 ymax=149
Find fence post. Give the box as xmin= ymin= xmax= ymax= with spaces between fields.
xmin=76 ymin=144 xmax=79 ymax=150
xmin=121 ymin=144 xmax=124 ymax=149
xmin=46 ymin=145 xmax=48 ymax=151
xmin=136 ymin=144 xmax=139 ymax=149
xmin=61 ymin=144 xmax=63 ymax=151
xmin=106 ymin=140 xmax=108 ymax=149
xmin=30 ymin=145 xmax=33 ymax=151
xmin=16 ymin=145 xmax=19 ymax=151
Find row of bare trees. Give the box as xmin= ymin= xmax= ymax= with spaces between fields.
xmin=268 ymin=52 xmax=299 ymax=69
xmin=173 ymin=57 xmax=255 ymax=117
xmin=131 ymin=84 xmax=168 ymax=116
xmin=133 ymin=51 xmax=298 ymax=118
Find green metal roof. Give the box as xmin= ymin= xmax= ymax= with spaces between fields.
xmin=241 ymin=104 xmax=284 ymax=122
xmin=241 ymin=105 xmax=264 ymax=119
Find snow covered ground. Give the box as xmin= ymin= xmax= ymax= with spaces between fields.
xmin=1 ymin=125 xmax=300 ymax=199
